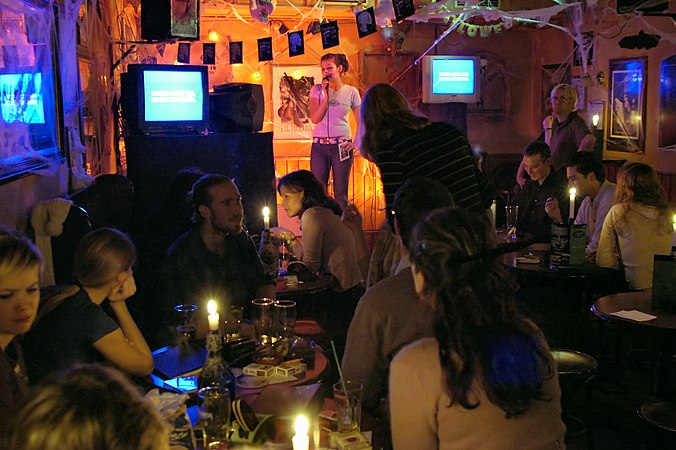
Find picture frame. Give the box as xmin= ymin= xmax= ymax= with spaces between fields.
xmin=272 ymin=65 xmax=322 ymax=140
xmin=607 ymin=58 xmax=646 ymax=153
xmin=571 ymin=76 xmax=586 ymax=112
xmin=658 ymin=55 xmax=676 ymax=151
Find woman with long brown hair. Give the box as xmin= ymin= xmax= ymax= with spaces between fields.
xmin=23 ymin=228 xmax=153 ymax=384
xmin=596 ymin=162 xmax=673 ymax=289
xmin=389 ymin=208 xmax=565 ymax=449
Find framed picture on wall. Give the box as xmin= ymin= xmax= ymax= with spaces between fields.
xmin=607 ymin=58 xmax=646 ymax=153
xmin=571 ymin=76 xmax=586 ymax=112
xmin=659 ymin=54 xmax=676 ymax=151
xmin=272 ymin=65 xmax=322 ymax=140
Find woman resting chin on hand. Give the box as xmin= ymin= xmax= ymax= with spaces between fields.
xmin=23 ymin=228 xmax=154 ymax=385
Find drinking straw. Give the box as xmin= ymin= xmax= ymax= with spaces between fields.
xmin=330 ymin=340 xmax=348 ymax=395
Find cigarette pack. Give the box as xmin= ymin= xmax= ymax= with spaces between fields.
xmin=275 ymin=360 xmax=306 ymax=377
xmin=243 ymin=363 xmax=275 ymax=378
xmin=329 ymin=431 xmax=372 ymax=450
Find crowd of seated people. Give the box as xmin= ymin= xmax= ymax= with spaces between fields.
xmin=2 ymin=80 xmax=674 ymax=449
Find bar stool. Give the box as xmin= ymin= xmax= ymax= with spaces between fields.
xmin=637 ymin=401 xmax=676 ymax=450
xmin=551 ymin=348 xmax=598 ymax=449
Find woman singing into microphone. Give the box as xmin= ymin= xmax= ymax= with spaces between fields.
xmin=309 ymin=53 xmax=361 ymax=210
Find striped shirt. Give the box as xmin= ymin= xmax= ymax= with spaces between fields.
xmin=375 ymin=122 xmax=490 ymax=214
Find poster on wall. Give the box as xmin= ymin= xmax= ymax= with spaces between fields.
xmin=659 ymin=55 xmax=676 ymax=151
xmin=272 ymin=66 xmax=322 ymax=140
xmin=607 ymin=58 xmax=646 ymax=154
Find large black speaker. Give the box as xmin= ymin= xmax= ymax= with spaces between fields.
xmin=141 ymin=0 xmax=200 ymax=41
xmin=209 ymin=83 xmax=264 ymax=133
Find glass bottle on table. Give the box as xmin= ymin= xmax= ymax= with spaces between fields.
xmin=197 ymin=319 xmax=236 ymax=401
xmin=258 ymin=229 xmax=279 ymax=279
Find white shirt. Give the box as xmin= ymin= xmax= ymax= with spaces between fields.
xmin=575 ymin=180 xmax=616 ymax=257
xmin=310 ymin=84 xmax=360 ymax=138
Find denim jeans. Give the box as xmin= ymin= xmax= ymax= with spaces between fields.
xmin=310 ymin=141 xmax=353 ymax=210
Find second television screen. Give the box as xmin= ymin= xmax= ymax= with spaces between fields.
xmin=143 ymin=70 xmax=205 ymax=122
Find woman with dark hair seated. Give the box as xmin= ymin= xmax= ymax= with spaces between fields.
xmin=390 ymin=208 xmax=565 ymax=449
xmin=274 ymin=170 xmax=362 ymax=293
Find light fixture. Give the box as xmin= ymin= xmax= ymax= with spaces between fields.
xmin=251 ymin=71 xmax=262 ymax=82
xmin=208 ymin=30 xmax=219 ymax=42
xmin=592 ymin=114 xmax=600 ymax=128
xmin=292 ymin=69 xmax=302 ymax=80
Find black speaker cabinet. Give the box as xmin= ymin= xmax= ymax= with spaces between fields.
xmin=141 ymin=0 xmax=200 ymax=41
xmin=210 ymin=83 xmax=264 ymax=133
xmin=125 ymin=133 xmax=276 ymax=236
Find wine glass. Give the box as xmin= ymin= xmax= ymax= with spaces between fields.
xmin=274 ymin=300 xmax=297 ymax=341
xmin=174 ymin=303 xmax=198 ymax=347
xmin=251 ymin=298 xmax=275 ymax=346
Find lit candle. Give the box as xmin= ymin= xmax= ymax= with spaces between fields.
xmin=592 ymin=114 xmax=600 ymax=128
xmin=490 ymin=200 xmax=496 ymax=228
xmin=569 ymin=188 xmax=576 ymax=221
xmin=672 ymin=214 xmax=676 ymax=252
xmin=292 ymin=415 xmax=309 ymax=450
xmin=263 ymin=206 xmax=270 ymax=230
xmin=207 ymin=300 xmax=219 ymax=331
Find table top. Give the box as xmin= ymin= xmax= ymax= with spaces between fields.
xmin=275 ymin=273 xmax=333 ymax=299
xmin=499 ymin=243 xmax=621 ymax=280
xmin=592 ymin=290 xmax=676 ymax=331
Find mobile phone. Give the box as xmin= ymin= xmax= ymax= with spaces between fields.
xmin=164 ymin=375 xmax=199 ymax=393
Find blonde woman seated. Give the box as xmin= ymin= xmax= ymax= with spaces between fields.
xmin=0 ymin=228 xmax=42 ymax=447
xmin=23 ymin=228 xmax=153 ymax=384
xmin=390 ymin=208 xmax=565 ymax=449
xmin=596 ymin=162 xmax=673 ymax=290
xmin=9 ymin=364 xmax=168 ymax=450
xmin=272 ymin=170 xmax=362 ymax=293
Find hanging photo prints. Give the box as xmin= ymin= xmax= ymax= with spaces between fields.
xmin=288 ymin=31 xmax=305 ymax=57
xmin=177 ymin=42 xmax=191 ymax=64
xmin=356 ymin=8 xmax=377 ymax=38
xmin=258 ymin=37 xmax=273 ymax=62
xmin=393 ymin=0 xmax=415 ymax=22
xmin=230 ymin=41 xmax=243 ymax=64
xmin=320 ymin=21 xmax=340 ymax=49
xmin=202 ymin=43 xmax=215 ymax=65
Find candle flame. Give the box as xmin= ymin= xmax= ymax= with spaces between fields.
xmin=207 ymin=300 xmax=217 ymax=315
xmin=294 ymin=415 xmax=309 ymax=435
xmin=263 ymin=206 xmax=270 ymax=218
xmin=592 ymin=114 xmax=600 ymax=127
xmin=569 ymin=187 xmax=576 ymax=198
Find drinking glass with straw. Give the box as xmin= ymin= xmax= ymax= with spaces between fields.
xmin=331 ymin=341 xmax=363 ymax=432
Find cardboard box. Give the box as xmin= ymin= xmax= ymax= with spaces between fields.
xmin=329 ymin=431 xmax=372 ymax=450
xmin=275 ymin=360 xmax=306 ymax=377
xmin=243 ymin=363 xmax=275 ymax=378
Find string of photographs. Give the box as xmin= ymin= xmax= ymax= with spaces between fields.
xmin=176 ymin=7 xmax=379 ymax=65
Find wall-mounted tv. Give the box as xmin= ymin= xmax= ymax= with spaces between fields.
xmin=422 ymin=55 xmax=481 ymax=104
xmin=0 ymin=72 xmax=46 ymax=124
xmin=121 ymin=64 xmax=209 ymax=134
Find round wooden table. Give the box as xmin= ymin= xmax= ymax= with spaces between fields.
xmin=275 ymin=273 xmax=334 ymax=300
xmin=592 ymin=290 xmax=676 ymax=400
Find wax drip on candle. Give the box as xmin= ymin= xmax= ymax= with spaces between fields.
xmin=292 ymin=415 xmax=309 ymax=450
xmin=207 ymin=300 xmax=219 ymax=331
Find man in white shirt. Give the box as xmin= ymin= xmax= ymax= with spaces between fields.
xmin=548 ymin=152 xmax=616 ymax=260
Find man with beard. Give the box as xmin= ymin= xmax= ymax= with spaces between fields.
xmin=164 ymin=174 xmax=275 ymax=335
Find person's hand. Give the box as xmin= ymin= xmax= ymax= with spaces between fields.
xmin=586 ymin=250 xmax=597 ymax=264
xmin=516 ymin=171 xmax=528 ymax=188
xmin=108 ymin=274 xmax=137 ymax=303
xmin=342 ymin=204 xmax=363 ymax=234
xmin=544 ymin=197 xmax=563 ymax=223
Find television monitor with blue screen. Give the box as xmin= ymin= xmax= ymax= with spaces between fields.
xmin=0 ymin=72 xmax=46 ymax=124
xmin=122 ymin=64 xmax=209 ymax=134
xmin=422 ymin=56 xmax=481 ymax=104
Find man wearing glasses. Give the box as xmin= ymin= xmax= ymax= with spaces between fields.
xmin=517 ymin=84 xmax=595 ymax=188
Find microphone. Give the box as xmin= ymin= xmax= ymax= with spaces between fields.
xmin=323 ymin=76 xmax=330 ymax=91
